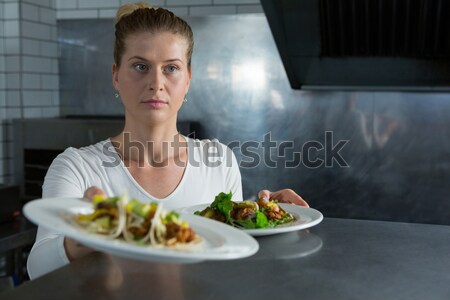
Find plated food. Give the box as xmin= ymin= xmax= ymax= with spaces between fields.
xmin=74 ymin=195 xmax=201 ymax=248
xmin=194 ymin=192 xmax=295 ymax=229
xmin=24 ymin=197 xmax=260 ymax=262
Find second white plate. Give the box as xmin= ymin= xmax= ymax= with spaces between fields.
xmin=180 ymin=203 xmax=323 ymax=236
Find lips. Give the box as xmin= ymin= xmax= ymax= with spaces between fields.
xmin=141 ymin=99 xmax=167 ymax=109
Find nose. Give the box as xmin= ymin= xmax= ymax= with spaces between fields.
xmin=148 ymin=69 xmax=163 ymax=91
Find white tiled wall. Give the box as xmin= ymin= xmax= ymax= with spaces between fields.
xmin=56 ymin=0 xmax=263 ymax=18
xmin=0 ymin=0 xmax=59 ymax=184
xmin=1 ymin=1 xmax=8 ymax=183
xmin=0 ymin=0 xmax=262 ymax=184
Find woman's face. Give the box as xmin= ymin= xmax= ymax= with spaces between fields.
xmin=112 ymin=31 xmax=191 ymax=126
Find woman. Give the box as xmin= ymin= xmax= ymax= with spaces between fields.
xmin=27 ymin=2 xmax=308 ymax=279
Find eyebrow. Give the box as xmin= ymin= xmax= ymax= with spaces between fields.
xmin=128 ymin=56 xmax=183 ymax=63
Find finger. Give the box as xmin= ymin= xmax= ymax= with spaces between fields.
xmin=270 ymin=189 xmax=309 ymax=207
xmin=83 ymin=186 xmax=107 ymax=201
xmin=258 ymin=190 xmax=271 ymax=201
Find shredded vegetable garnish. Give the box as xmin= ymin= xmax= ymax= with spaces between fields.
xmin=195 ymin=192 xmax=295 ymax=229
xmin=74 ymin=195 xmax=201 ymax=248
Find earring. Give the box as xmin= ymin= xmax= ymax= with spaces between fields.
xmin=183 ymin=97 xmax=188 ymax=103
xmin=115 ymin=92 xmax=120 ymax=99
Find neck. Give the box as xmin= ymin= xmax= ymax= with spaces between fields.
xmin=111 ymin=120 xmax=186 ymax=166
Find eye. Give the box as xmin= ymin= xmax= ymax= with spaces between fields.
xmin=133 ymin=63 xmax=148 ymax=72
xmin=164 ymin=65 xmax=178 ymax=73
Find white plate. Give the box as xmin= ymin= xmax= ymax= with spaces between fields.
xmin=180 ymin=203 xmax=323 ymax=236
xmin=23 ymin=198 xmax=259 ymax=263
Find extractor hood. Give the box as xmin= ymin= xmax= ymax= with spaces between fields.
xmin=260 ymin=0 xmax=450 ymax=90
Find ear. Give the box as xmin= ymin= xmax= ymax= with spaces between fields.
xmin=112 ymin=63 xmax=119 ymax=90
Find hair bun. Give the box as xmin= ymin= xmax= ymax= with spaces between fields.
xmin=115 ymin=2 xmax=153 ymax=25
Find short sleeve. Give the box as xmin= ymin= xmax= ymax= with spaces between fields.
xmin=42 ymin=149 xmax=86 ymax=198
xmin=224 ymin=147 xmax=243 ymax=202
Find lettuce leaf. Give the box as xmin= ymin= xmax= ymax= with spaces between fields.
xmin=232 ymin=219 xmax=256 ymax=229
xmin=255 ymin=210 xmax=269 ymax=228
xmin=211 ymin=191 xmax=233 ymax=222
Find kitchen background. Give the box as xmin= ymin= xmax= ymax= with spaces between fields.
xmin=1 ymin=0 xmax=450 ymax=225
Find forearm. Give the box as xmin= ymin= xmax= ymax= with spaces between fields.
xmin=64 ymin=237 xmax=95 ymax=261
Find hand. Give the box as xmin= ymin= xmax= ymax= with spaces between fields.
xmin=258 ymin=189 xmax=309 ymax=207
xmin=64 ymin=186 xmax=106 ymax=261
xmin=83 ymin=186 xmax=107 ymax=201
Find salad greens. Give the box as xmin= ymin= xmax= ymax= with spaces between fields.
xmin=195 ymin=192 xmax=295 ymax=229
xmin=210 ymin=192 xmax=233 ymax=222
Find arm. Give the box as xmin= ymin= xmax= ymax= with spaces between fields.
xmin=27 ymin=151 xmax=98 ymax=279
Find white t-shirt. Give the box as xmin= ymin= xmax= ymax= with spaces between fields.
xmin=27 ymin=137 xmax=242 ymax=279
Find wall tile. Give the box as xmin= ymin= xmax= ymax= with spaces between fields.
xmin=23 ymin=107 xmax=43 ymax=118
xmin=22 ymin=3 xmax=40 ymax=22
xmin=57 ymin=10 xmax=98 ymax=19
xmin=167 ymin=0 xmax=212 ymax=5
xmin=42 ymin=74 xmax=59 ymax=89
xmin=22 ymin=73 xmax=41 ymax=89
xmin=22 ymin=39 xmax=41 ymax=55
xmin=4 ymin=2 xmax=19 ymax=19
xmin=190 ymin=5 xmax=236 ymax=15
xmin=5 ymin=55 xmax=20 ymax=72
xmin=51 ymin=26 xmax=58 ymax=40
xmin=51 ymin=58 xmax=58 ymax=73
xmin=78 ymin=0 xmax=119 ymax=9
xmin=120 ymin=0 xmax=164 ymax=6
xmin=4 ymin=21 xmax=20 ymax=37
xmin=40 ymin=7 xmax=57 ymax=25
xmin=22 ymin=56 xmax=53 ymax=73
xmin=214 ymin=0 xmax=259 ymax=4
xmin=22 ymin=21 xmax=52 ymax=40
xmin=237 ymin=4 xmax=263 ymax=14
xmin=0 ymin=91 xmax=6 ymax=106
xmin=0 ymin=74 xmax=5 ymax=89
xmin=22 ymin=90 xmax=53 ymax=106
xmin=23 ymin=0 xmax=51 ymax=8
xmin=42 ymin=106 xmax=59 ymax=117
xmin=56 ymin=0 xmax=77 ymax=9
xmin=4 ymin=107 xmax=21 ymax=119
xmin=4 ymin=38 xmax=20 ymax=54
xmin=6 ymin=73 xmax=20 ymax=89
xmin=167 ymin=6 xmax=188 ymax=16
xmin=99 ymin=9 xmax=116 ymax=18
xmin=0 ymin=37 xmax=4 ymax=55
xmin=6 ymin=90 xmax=20 ymax=106
xmin=52 ymin=91 xmax=59 ymax=105
xmin=40 ymin=41 xmax=58 ymax=57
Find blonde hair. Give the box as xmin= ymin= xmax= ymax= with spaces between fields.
xmin=114 ymin=2 xmax=194 ymax=70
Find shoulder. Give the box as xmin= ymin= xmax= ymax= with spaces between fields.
xmin=52 ymin=139 xmax=112 ymax=167
xmin=62 ymin=139 xmax=110 ymax=158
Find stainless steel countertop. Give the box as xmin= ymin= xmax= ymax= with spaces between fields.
xmin=3 ymin=218 xmax=450 ymax=300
